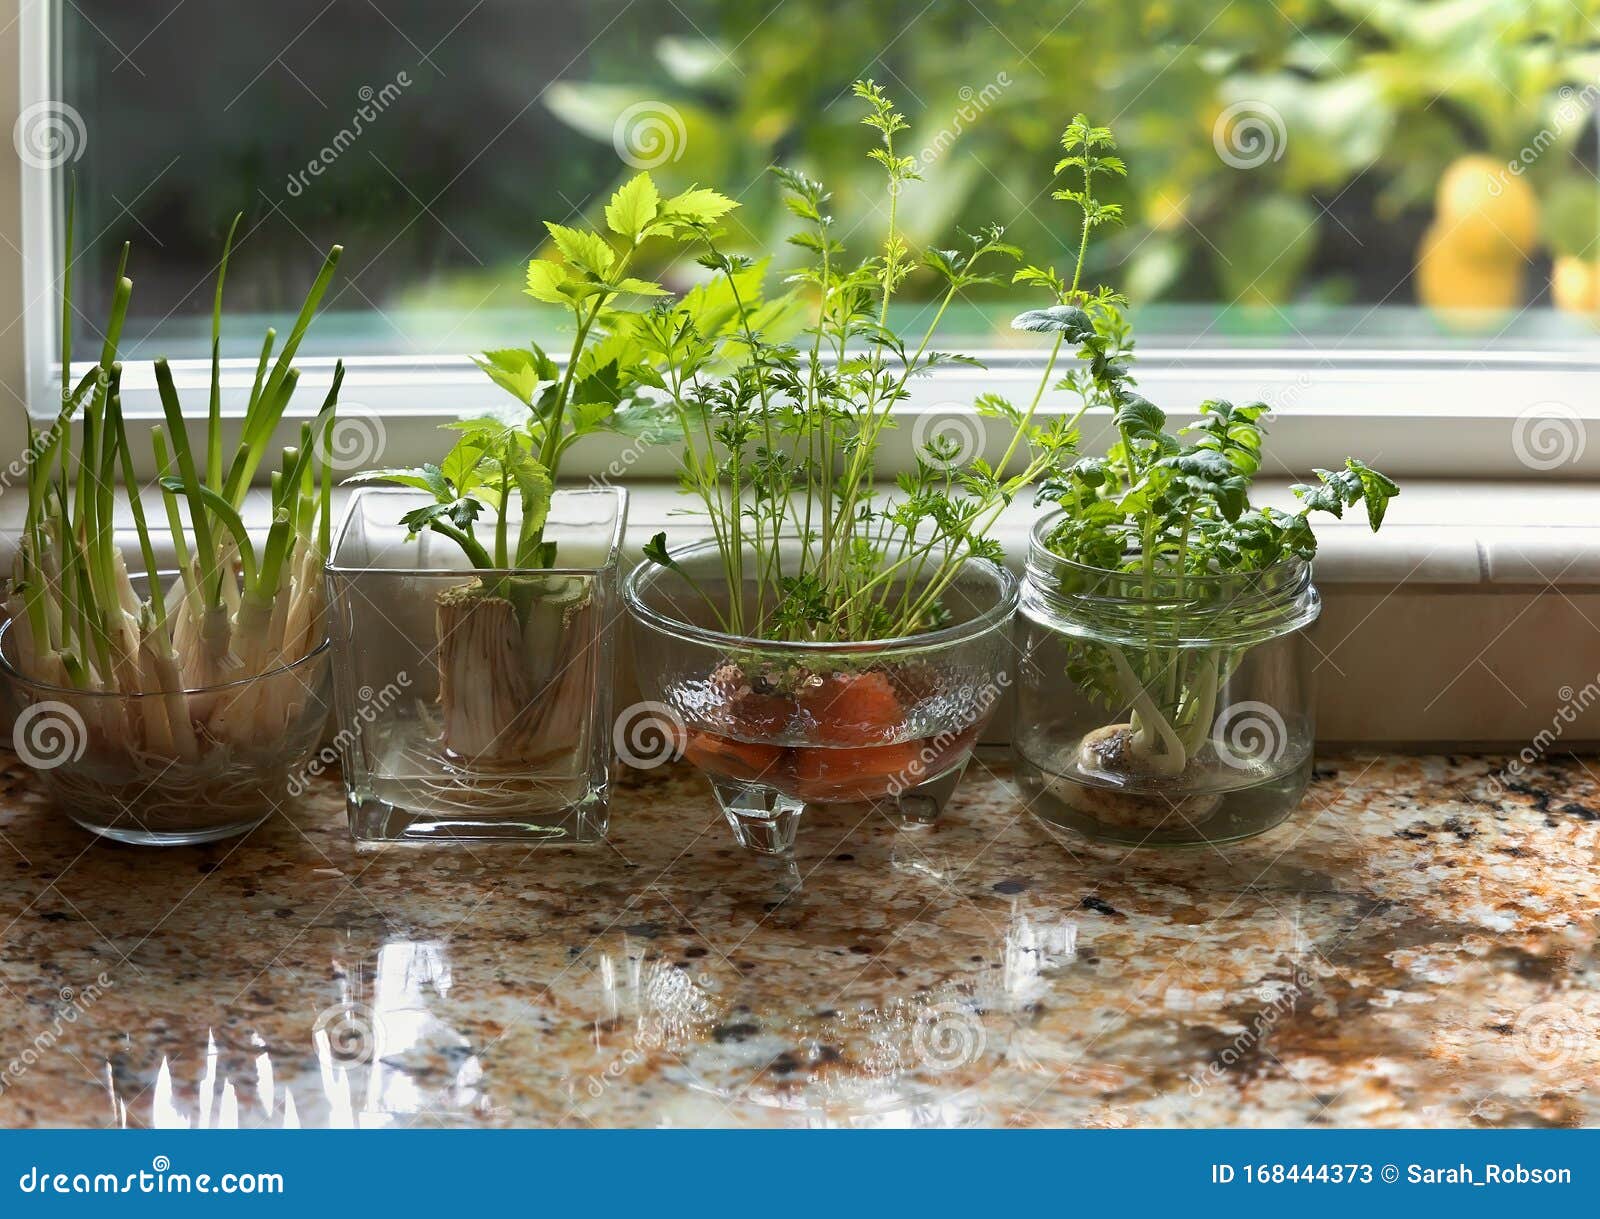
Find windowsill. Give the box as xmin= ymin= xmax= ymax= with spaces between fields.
xmin=29 ymin=347 xmax=1600 ymax=482
xmin=625 ymin=479 xmax=1600 ymax=588
xmin=4 ymin=479 xmax=1598 ymax=749
xmin=5 ymin=478 xmax=1599 ymax=586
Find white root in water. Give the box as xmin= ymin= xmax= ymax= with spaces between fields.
xmin=1056 ymin=723 xmax=1223 ymax=829
xmin=433 ymin=578 xmax=594 ymax=767
xmin=1052 ymin=646 xmax=1236 ymax=830
xmin=436 ymin=583 xmax=539 ymax=761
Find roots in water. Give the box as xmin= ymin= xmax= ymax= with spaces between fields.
xmin=1047 ymin=723 xmax=1223 ymax=829
xmin=422 ymin=578 xmax=599 ymax=805
xmin=435 ymin=585 xmax=542 ymax=760
xmin=39 ymin=736 xmax=316 ymax=833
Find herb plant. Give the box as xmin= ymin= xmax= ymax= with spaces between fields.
xmin=636 ymin=81 xmax=1089 ymax=644
xmin=1024 ymin=123 xmax=1400 ymax=781
xmin=350 ymin=173 xmax=757 ymax=765
xmin=355 ymin=172 xmax=747 ymax=572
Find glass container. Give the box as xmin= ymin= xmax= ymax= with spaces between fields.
xmin=624 ymin=538 xmax=1017 ymax=856
xmin=0 ymin=581 xmax=330 ymax=846
xmin=326 ymin=486 xmax=625 ymax=844
xmin=1012 ymin=510 xmax=1321 ymax=846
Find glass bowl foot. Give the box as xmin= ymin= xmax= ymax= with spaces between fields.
xmin=885 ymin=790 xmax=942 ymax=829
xmin=877 ymin=756 xmax=971 ymax=830
xmin=709 ymin=779 xmax=803 ymax=856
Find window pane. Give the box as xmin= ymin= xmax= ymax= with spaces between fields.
xmin=59 ymin=0 xmax=1600 ymax=362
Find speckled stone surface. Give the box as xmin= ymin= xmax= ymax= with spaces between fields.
xmin=0 ymin=751 xmax=1597 ymax=1128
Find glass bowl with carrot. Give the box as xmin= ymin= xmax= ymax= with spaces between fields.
xmin=612 ymin=84 xmax=1107 ymax=857
xmin=625 ymin=539 xmax=1017 ymax=855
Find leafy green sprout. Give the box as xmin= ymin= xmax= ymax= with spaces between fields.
xmin=9 ymin=187 xmax=342 ymax=762
xmin=635 ymin=81 xmax=1110 ymax=645
xmin=352 ymin=173 xmax=752 ymax=597
xmin=1025 ymin=122 xmax=1400 ymax=776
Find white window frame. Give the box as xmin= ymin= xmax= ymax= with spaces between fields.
xmin=21 ymin=0 xmax=1600 ymax=484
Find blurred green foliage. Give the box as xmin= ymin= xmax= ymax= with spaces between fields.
xmin=64 ymin=0 xmax=1600 ymax=351
xmin=531 ymin=0 xmax=1600 ymax=311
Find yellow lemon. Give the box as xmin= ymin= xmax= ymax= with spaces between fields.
xmin=1415 ymin=223 xmax=1521 ymax=322
xmin=1552 ymin=255 xmax=1600 ymax=313
xmin=1434 ymin=155 xmax=1540 ymax=259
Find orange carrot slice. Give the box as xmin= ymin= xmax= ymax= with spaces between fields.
xmin=683 ymin=731 xmax=789 ymax=783
xmin=729 ymin=691 xmax=795 ymax=736
xmin=800 ymin=671 xmax=905 ymax=745
xmin=793 ymin=741 xmax=927 ymax=802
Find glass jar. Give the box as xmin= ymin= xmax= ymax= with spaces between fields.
xmin=624 ymin=538 xmax=1017 ymax=857
xmin=0 ymin=577 xmax=331 ymax=846
xmin=1012 ymin=511 xmax=1321 ymax=846
xmin=326 ymin=486 xmax=625 ymax=844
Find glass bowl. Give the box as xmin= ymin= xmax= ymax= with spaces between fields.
xmin=0 ymin=619 xmax=331 ymax=846
xmin=623 ymin=539 xmax=1018 ymax=856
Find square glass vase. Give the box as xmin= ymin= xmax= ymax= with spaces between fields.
xmin=327 ymin=486 xmax=626 ymax=845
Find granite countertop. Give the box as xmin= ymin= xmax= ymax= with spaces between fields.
xmin=0 ymin=752 xmax=1597 ymax=1128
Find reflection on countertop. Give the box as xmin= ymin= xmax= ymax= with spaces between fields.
xmin=0 ymin=752 xmax=1597 ymax=1128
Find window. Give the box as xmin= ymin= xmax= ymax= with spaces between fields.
xmin=23 ymin=0 xmax=1600 ymax=476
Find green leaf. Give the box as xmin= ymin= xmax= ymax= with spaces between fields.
xmin=1290 ymin=472 xmax=1348 ymax=518
xmin=568 ymin=400 xmax=616 ymax=432
xmin=473 ymin=348 xmax=548 ymax=405
xmin=974 ymin=392 xmax=1020 ymax=423
xmin=544 ymin=222 xmax=615 ymax=275
xmin=1113 ymin=394 xmax=1166 ymax=440
xmin=348 ymin=463 xmax=451 ymax=501
xmin=1013 ymin=265 xmax=1065 ymax=293
xmin=1011 ymin=305 xmax=1093 ymax=338
xmin=400 ymin=495 xmax=482 ymax=537
xmin=1158 ymin=450 xmax=1234 ymax=481
xmin=398 ymin=502 xmax=448 ymax=536
xmin=661 ymin=186 xmax=738 ymax=227
xmin=642 ymin=531 xmax=681 ymax=571
xmin=1347 ymin=458 xmax=1399 ymax=531
xmin=611 ymin=276 xmax=669 ymax=296
xmin=506 ymin=448 xmax=554 ymax=536
xmin=568 ymin=360 xmax=623 ymax=421
xmin=524 ymin=259 xmax=571 ymax=305
xmin=444 ymin=496 xmax=483 ymax=531
xmin=605 ymin=173 xmax=660 ymax=242
xmin=441 ymin=432 xmax=496 ymax=496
